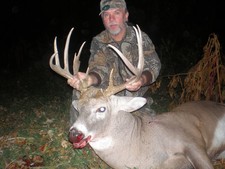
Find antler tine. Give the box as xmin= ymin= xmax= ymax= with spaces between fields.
xmin=63 ymin=28 xmax=75 ymax=77
xmin=53 ymin=37 xmax=60 ymax=66
xmin=133 ymin=25 xmax=144 ymax=79
xmin=104 ymin=69 xmax=126 ymax=96
xmin=105 ymin=25 xmax=144 ymax=96
xmin=49 ymin=28 xmax=75 ymax=79
xmin=73 ymin=41 xmax=86 ymax=75
xmin=107 ymin=45 xmax=138 ymax=76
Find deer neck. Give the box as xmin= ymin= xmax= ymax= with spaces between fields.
xmin=90 ymin=111 xmax=143 ymax=152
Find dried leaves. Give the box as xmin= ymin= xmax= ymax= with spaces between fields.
xmin=168 ymin=33 xmax=225 ymax=104
xmin=0 ymin=104 xmax=108 ymax=169
xmin=5 ymin=155 xmax=44 ymax=169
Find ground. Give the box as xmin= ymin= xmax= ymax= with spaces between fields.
xmin=0 ymin=65 xmax=224 ymax=168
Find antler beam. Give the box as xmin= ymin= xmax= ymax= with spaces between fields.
xmin=105 ymin=25 xmax=144 ymax=96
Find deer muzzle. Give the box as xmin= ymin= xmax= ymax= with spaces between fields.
xmin=69 ymin=128 xmax=91 ymax=149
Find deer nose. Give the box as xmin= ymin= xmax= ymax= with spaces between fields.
xmin=69 ymin=128 xmax=84 ymax=143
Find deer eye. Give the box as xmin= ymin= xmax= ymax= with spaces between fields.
xmin=97 ymin=107 xmax=106 ymax=113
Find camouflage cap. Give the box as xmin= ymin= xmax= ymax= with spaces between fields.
xmin=99 ymin=0 xmax=127 ymax=15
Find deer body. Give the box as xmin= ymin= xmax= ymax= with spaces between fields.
xmin=49 ymin=26 xmax=225 ymax=169
xmin=70 ymin=96 xmax=225 ymax=169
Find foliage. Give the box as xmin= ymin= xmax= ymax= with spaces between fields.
xmin=167 ymin=33 xmax=225 ymax=106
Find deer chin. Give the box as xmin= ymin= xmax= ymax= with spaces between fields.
xmin=72 ymin=135 xmax=92 ymax=149
xmin=89 ymin=136 xmax=113 ymax=151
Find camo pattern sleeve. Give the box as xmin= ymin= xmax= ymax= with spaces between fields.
xmin=141 ymin=31 xmax=161 ymax=83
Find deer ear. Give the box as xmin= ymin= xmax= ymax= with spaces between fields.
xmin=110 ymin=95 xmax=147 ymax=112
xmin=72 ymin=100 xmax=79 ymax=110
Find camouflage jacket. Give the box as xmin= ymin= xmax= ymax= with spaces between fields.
xmin=88 ymin=25 xmax=161 ymax=97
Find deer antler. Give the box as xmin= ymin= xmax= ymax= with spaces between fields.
xmin=50 ymin=26 xmax=144 ymax=97
xmin=105 ymin=25 xmax=144 ymax=96
xmin=49 ymin=28 xmax=89 ymax=92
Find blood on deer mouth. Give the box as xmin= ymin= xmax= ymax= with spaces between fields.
xmin=72 ymin=135 xmax=92 ymax=149
xmin=69 ymin=129 xmax=91 ymax=149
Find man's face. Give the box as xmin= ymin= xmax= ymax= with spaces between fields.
xmin=101 ymin=8 xmax=128 ymax=36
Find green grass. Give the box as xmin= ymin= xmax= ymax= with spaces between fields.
xmin=0 ymin=66 xmax=110 ymax=169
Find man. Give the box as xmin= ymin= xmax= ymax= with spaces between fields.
xmin=68 ymin=0 xmax=161 ymax=125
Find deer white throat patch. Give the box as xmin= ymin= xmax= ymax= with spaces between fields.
xmin=89 ymin=137 xmax=113 ymax=151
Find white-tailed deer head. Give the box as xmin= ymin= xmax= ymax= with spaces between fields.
xmin=49 ymin=25 xmax=147 ymax=151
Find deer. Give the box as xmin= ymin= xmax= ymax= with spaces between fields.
xmin=49 ymin=26 xmax=225 ymax=169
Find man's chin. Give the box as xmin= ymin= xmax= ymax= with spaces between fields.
xmin=108 ymin=29 xmax=120 ymax=36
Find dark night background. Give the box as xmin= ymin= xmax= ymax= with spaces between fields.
xmin=0 ymin=1 xmax=224 ymax=167
xmin=1 ymin=0 xmax=224 ymax=75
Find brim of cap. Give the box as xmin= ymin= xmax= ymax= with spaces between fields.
xmin=99 ymin=11 xmax=104 ymax=15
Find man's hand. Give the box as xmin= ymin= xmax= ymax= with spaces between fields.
xmin=67 ymin=72 xmax=89 ymax=89
xmin=125 ymin=76 xmax=145 ymax=91
xmin=125 ymin=71 xmax=153 ymax=91
xmin=67 ymin=72 xmax=100 ymax=90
